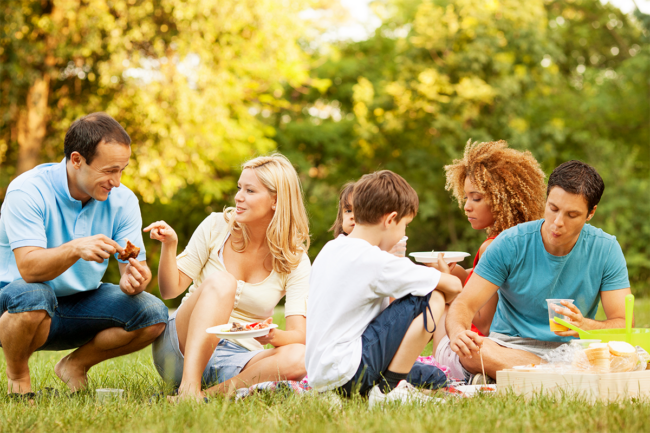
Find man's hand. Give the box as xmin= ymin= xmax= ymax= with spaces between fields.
xmin=71 ymin=234 xmax=124 ymax=263
xmin=552 ymin=301 xmax=586 ymax=337
xmin=143 ymin=221 xmax=178 ymax=245
xmin=450 ymin=329 xmax=484 ymax=359
xmin=120 ymin=258 xmax=151 ymax=295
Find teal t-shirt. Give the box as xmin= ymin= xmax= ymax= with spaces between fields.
xmin=474 ymin=220 xmax=630 ymax=343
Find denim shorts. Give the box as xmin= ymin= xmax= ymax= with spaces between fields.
xmin=339 ymin=293 xmax=448 ymax=396
xmin=0 ymin=279 xmax=168 ymax=351
xmin=151 ymin=310 xmax=263 ymax=388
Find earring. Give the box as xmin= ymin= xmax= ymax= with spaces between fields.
xmin=272 ymin=205 xmax=276 ymax=210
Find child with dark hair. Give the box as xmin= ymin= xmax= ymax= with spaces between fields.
xmin=329 ymin=181 xmax=407 ymax=257
xmin=306 ymin=170 xmax=462 ymax=406
xmin=446 ymin=160 xmax=631 ymax=382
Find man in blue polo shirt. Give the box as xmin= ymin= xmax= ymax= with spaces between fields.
xmin=446 ymin=160 xmax=631 ymax=382
xmin=0 ymin=113 xmax=168 ymax=397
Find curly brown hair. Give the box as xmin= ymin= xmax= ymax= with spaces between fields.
xmin=445 ymin=139 xmax=546 ymax=236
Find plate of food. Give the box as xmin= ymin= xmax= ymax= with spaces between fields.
xmin=206 ymin=318 xmax=278 ymax=339
xmin=454 ymin=384 xmax=497 ymax=396
xmin=409 ymin=251 xmax=470 ymax=264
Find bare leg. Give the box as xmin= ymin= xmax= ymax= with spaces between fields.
xmin=204 ymin=344 xmax=306 ymax=396
xmin=173 ymin=271 xmax=237 ymax=399
xmin=431 ymin=306 xmax=449 ymax=356
xmin=387 ymin=291 xmax=447 ymax=374
xmin=459 ymin=338 xmax=541 ymax=378
xmin=55 ymin=323 xmax=165 ymax=391
xmin=0 ymin=310 xmax=51 ymax=394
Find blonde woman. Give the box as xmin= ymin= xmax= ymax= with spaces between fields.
xmin=146 ymin=154 xmax=311 ymax=401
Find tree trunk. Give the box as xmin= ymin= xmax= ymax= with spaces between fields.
xmin=16 ymin=73 xmax=50 ymax=175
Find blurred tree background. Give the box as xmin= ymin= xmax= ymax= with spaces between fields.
xmin=1 ymin=0 xmax=648 ymax=305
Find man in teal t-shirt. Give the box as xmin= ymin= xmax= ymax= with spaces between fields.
xmin=446 ymin=160 xmax=631 ymax=381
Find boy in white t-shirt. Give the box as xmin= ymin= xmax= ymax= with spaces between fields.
xmin=305 ymin=170 xmax=462 ymax=404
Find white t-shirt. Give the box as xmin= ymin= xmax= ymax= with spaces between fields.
xmin=305 ymin=235 xmax=442 ymax=392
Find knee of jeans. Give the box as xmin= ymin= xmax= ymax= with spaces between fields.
xmin=126 ymin=294 xmax=168 ymax=331
xmin=0 ymin=281 xmax=57 ymax=317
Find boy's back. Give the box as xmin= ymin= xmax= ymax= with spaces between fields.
xmin=305 ymin=234 xmax=441 ymax=392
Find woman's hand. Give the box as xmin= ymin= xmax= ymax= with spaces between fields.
xmin=254 ymin=328 xmax=277 ymax=346
xmin=143 ymin=221 xmax=178 ymax=245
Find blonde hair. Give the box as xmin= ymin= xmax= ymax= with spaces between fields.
xmin=223 ymin=153 xmax=310 ymax=274
xmin=444 ymin=139 xmax=546 ymax=237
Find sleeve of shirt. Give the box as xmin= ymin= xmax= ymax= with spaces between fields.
xmin=3 ymin=190 xmax=47 ymax=250
xmin=176 ymin=214 xmax=214 ymax=281
xmin=372 ymin=253 xmax=441 ymax=299
xmin=473 ymin=234 xmax=511 ymax=287
xmin=600 ymin=239 xmax=630 ymax=291
xmin=284 ymin=252 xmax=311 ymax=317
xmin=112 ymin=193 xmax=146 ymax=263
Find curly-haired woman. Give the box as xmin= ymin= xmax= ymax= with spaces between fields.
xmin=432 ymin=139 xmax=546 ymax=381
xmin=145 ymin=154 xmax=310 ymax=401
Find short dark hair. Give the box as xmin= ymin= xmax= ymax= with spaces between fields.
xmin=547 ymin=160 xmax=605 ymax=213
xmin=329 ymin=181 xmax=356 ymax=237
xmin=352 ymin=170 xmax=419 ymax=225
xmin=64 ymin=112 xmax=131 ymax=164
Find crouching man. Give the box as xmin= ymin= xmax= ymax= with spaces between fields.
xmin=0 ymin=113 xmax=168 ymax=397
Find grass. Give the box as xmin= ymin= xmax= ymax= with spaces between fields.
xmin=1 ymin=300 xmax=649 ymax=433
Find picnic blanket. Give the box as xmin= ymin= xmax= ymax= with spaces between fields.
xmin=235 ymin=356 xmax=453 ymax=398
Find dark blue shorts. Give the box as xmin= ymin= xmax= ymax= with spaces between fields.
xmin=339 ymin=293 xmax=447 ymax=396
xmin=0 ymin=279 xmax=168 ymax=351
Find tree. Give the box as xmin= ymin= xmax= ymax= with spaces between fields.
xmin=0 ymin=0 xmax=311 ymax=202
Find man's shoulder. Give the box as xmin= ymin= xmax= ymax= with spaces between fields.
xmin=494 ymin=220 xmax=542 ymax=246
xmin=580 ymin=224 xmax=617 ymax=244
xmin=6 ymin=163 xmax=57 ymax=195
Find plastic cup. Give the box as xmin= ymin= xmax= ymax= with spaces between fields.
xmin=394 ymin=236 xmax=408 ymax=258
xmin=546 ymin=299 xmax=575 ymax=332
xmin=96 ymin=388 xmax=124 ymax=403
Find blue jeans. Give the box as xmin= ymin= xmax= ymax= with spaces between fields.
xmin=339 ymin=293 xmax=448 ymax=396
xmin=152 ymin=310 xmax=263 ymax=388
xmin=0 ymin=279 xmax=168 ymax=351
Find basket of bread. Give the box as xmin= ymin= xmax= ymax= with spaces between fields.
xmin=572 ymin=340 xmax=650 ymax=373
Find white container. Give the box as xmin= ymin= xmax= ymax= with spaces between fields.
xmin=96 ymin=388 xmax=124 ymax=402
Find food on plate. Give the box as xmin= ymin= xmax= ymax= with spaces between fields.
xmin=228 ymin=317 xmax=273 ymax=333
xmin=118 ymin=239 xmax=140 ymax=261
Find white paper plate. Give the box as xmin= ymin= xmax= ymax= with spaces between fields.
xmin=409 ymin=251 xmax=471 ymax=264
xmin=206 ymin=323 xmax=278 ymax=339
xmin=454 ymin=384 xmax=497 ymax=396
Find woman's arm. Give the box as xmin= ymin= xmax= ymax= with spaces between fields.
xmin=254 ymin=315 xmax=306 ymax=347
xmin=143 ymin=221 xmax=193 ymax=299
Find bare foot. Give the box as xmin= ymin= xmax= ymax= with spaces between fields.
xmin=7 ymin=374 xmax=32 ymax=394
xmin=167 ymin=390 xmax=206 ymax=404
xmin=55 ymin=355 xmax=88 ymax=392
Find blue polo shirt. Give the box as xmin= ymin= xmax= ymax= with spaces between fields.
xmin=0 ymin=159 xmax=146 ymax=297
xmin=474 ymin=220 xmax=630 ymax=343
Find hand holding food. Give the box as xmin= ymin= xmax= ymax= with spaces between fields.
xmin=118 ymin=239 xmax=140 ymax=261
xmin=119 ymin=257 xmax=150 ymax=295
xmin=450 ymin=329 xmax=484 ymax=359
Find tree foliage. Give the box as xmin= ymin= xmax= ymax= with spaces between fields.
xmin=1 ymin=0 xmax=648 ymax=300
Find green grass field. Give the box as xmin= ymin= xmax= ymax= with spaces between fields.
xmin=1 ymin=299 xmax=649 ymax=433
